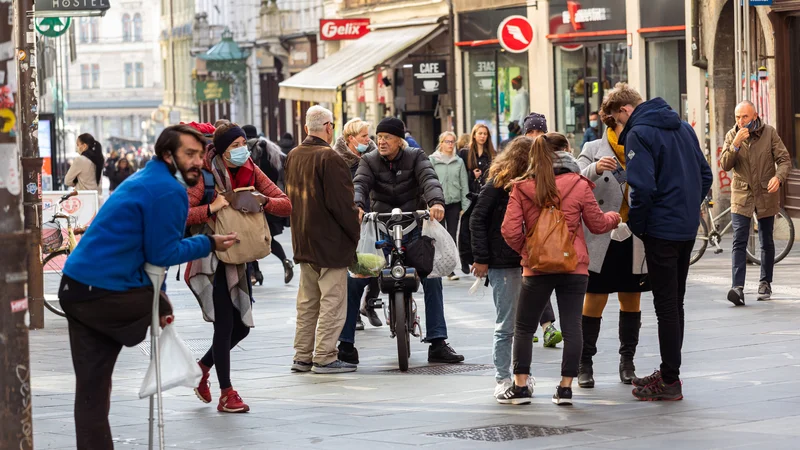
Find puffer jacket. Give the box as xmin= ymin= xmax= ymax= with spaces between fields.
xmin=333 ymin=135 xmax=377 ymax=179
xmin=720 ymin=119 xmax=791 ymax=219
xmin=429 ymin=150 xmax=470 ymax=210
xmin=354 ymin=146 xmax=445 ymax=214
xmin=502 ymin=173 xmax=619 ymax=276
xmin=469 ymin=179 xmax=521 ymax=269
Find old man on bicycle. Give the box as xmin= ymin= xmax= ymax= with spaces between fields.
xmin=353 ymin=117 xmax=464 ymax=364
xmin=720 ymin=100 xmax=791 ymax=305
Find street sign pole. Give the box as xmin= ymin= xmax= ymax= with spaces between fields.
xmin=0 ymin=0 xmax=35 ymax=447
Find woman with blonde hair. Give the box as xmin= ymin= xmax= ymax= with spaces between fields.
xmin=499 ymin=133 xmax=620 ymax=406
xmin=459 ymin=124 xmax=496 ymax=195
xmin=333 ymin=118 xmax=377 ymax=177
xmin=430 ymin=131 xmax=470 ymax=280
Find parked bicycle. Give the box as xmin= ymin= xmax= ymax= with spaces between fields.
xmin=691 ymin=195 xmax=795 ymax=265
xmin=41 ymin=191 xmax=86 ymax=317
xmin=365 ymin=209 xmax=429 ymax=372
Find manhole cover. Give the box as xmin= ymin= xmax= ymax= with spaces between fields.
xmin=137 ymin=339 xmax=242 ymax=356
xmin=427 ymin=424 xmax=586 ymax=442
xmin=381 ymin=364 xmax=494 ymax=375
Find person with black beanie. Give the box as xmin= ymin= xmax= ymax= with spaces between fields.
xmin=66 ymin=133 xmax=105 ymax=197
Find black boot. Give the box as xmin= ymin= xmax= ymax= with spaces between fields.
xmin=283 ymin=260 xmax=295 ymax=284
xmin=578 ymin=315 xmax=602 ymax=388
xmin=618 ymin=311 xmax=641 ymax=384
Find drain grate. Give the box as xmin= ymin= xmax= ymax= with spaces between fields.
xmin=427 ymin=424 xmax=585 ymax=442
xmin=381 ymin=364 xmax=494 ymax=375
xmin=137 ymin=339 xmax=242 ymax=356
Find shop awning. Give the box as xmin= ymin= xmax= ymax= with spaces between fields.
xmin=279 ymin=23 xmax=443 ymax=104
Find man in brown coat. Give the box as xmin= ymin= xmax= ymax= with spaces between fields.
xmin=285 ymin=105 xmax=361 ymax=373
xmin=720 ymin=100 xmax=791 ymax=305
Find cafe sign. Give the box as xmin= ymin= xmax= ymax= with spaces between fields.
xmin=36 ymin=0 xmax=111 ymax=18
xmin=196 ymin=80 xmax=231 ymax=102
xmin=413 ymin=60 xmax=447 ymax=96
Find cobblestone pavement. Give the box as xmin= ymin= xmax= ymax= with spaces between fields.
xmin=30 ymin=235 xmax=800 ymax=449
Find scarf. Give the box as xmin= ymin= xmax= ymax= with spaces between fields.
xmin=607 ymin=128 xmax=630 ymax=222
xmin=552 ymin=151 xmax=581 ymax=175
xmin=184 ymin=155 xmax=256 ymax=328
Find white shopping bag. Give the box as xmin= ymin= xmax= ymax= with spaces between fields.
xmin=138 ymin=324 xmax=202 ymax=399
xmin=423 ymin=218 xmax=459 ymax=279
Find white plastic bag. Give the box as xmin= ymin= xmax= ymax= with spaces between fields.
xmin=469 ymin=277 xmax=486 ymax=295
xmin=423 ymin=219 xmax=459 ymax=279
xmin=349 ymin=218 xmax=386 ymax=278
xmin=138 ymin=324 xmax=202 ymax=399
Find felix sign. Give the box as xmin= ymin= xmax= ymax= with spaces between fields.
xmin=36 ymin=0 xmax=111 ymax=18
xmin=320 ymin=19 xmax=371 ymax=41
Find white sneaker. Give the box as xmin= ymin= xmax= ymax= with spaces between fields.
xmin=527 ymin=376 xmax=536 ymax=392
xmin=447 ymin=273 xmax=460 ymax=281
xmin=494 ymin=378 xmax=513 ymax=397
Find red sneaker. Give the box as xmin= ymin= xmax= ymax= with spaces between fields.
xmin=218 ymin=388 xmax=250 ymax=413
xmin=194 ymin=361 xmax=212 ymax=403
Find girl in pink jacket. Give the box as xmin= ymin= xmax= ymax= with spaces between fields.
xmin=499 ymin=133 xmax=620 ymax=406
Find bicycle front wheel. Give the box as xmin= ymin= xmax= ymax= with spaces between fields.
xmin=690 ymin=217 xmax=709 ymax=266
xmin=746 ymin=208 xmax=795 ymax=265
xmin=42 ymin=251 xmax=69 ymax=317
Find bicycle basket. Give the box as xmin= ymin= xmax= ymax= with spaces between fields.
xmin=42 ymin=221 xmax=64 ymax=253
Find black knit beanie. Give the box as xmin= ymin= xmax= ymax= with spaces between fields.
xmin=376 ymin=117 xmax=405 ymax=140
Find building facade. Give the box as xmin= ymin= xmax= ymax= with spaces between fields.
xmin=65 ymin=0 xmax=164 ymax=151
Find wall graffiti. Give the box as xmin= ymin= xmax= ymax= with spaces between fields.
xmin=16 ymin=364 xmax=33 ymax=450
xmin=715 ymin=146 xmax=732 ymax=194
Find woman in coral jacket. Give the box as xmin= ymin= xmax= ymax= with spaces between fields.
xmin=499 ymin=133 xmax=620 ymax=407
xmin=184 ymin=122 xmax=292 ymax=413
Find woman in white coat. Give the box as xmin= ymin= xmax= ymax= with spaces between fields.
xmin=576 ymin=108 xmax=650 ymax=389
xmin=65 ymin=133 xmax=104 ymax=197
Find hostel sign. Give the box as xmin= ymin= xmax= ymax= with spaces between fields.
xmin=36 ymin=0 xmax=112 ymax=18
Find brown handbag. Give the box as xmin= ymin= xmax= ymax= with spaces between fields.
xmin=214 ymin=187 xmax=272 ymax=265
xmin=525 ymin=184 xmax=579 ymax=274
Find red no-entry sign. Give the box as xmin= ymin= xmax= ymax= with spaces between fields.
xmin=498 ymin=15 xmax=534 ymax=54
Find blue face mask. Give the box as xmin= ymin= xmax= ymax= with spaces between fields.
xmin=226 ymin=146 xmax=250 ymax=167
xmin=356 ymin=143 xmax=369 ymax=153
xmin=589 ymin=120 xmax=598 ymax=128
xmin=171 ymin=159 xmax=188 ymax=189
xmin=746 ymin=120 xmax=757 ymax=131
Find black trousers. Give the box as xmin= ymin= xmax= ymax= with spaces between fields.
xmin=443 ymin=203 xmax=461 ymax=244
xmin=60 ymin=276 xmax=171 ymax=450
xmin=200 ymin=263 xmax=251 ymax=390
xmin=512 ymin=274 xmax=588 ymax=377
xmin=643 ymin=236 xmax=693 ymax=384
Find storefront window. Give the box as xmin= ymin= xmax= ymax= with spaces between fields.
xmin=555 ymin=43 xmax=627 ymax=152
xmin=464 ymin=50 xmax=497 ymax=147
xmin=647 ymin=39 xmax=687 ymax=118
xmin=463 ymin=49 xmax=529 ymax=149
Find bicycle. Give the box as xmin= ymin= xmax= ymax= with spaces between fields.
xmin=691 ymin=195 xmax=795 ymax=265
xmin=365 ymin=209 xmax=430 ymax=372
xmin=41 ymin=191 xmax=86 ymax=317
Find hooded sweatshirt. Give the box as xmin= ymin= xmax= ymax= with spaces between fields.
xmin=429 ymin=150 xmax=470 ymax=210
xmin=619 ymin=97 xmax=713 ymax=241
xmin=501 ymin=152 xmax=618 ymax=276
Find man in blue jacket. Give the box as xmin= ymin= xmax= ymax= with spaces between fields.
xmin=58 ymin=124 xmax=237 ymax=450
xmin=606 ymin=84 xmax=712 ymax=402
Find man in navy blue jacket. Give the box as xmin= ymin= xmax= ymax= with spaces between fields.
xmin=605 ymin=84 xmax=712 ymax=402
xmin=59 ymin=124 xmax=237 ymax=450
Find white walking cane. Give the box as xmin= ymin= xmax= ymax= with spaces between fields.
xmin=144 ymin=263 xmax=167 ymax=450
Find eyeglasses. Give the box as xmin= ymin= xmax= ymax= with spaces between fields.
xmin=323 ymin=121 xmax=336 ymax=130
xmin=377 ymin=135 xmax=395 ymax=142
xmin=443 ymin=140 xmax=455 ymax=145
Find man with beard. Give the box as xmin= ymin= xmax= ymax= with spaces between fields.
xmin=58 ymin=124 xmax=238 ymax=450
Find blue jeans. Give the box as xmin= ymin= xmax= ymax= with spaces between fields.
xmin=380 ymin=228 xmax=448 ymax=342
xmin=731 ymin=213 xmax=774 ymax=287
xmin=339 ymin=275 xmax=371 ymax=344
xmin=489 ymin=268 xmax=521 ymax=382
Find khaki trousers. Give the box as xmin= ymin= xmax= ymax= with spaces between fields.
xmin=293 ymin=264 xmax=348 ymax=366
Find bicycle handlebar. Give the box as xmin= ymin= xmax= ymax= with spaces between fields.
xmin=60 ymin=191 xmax=78 ymax=203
